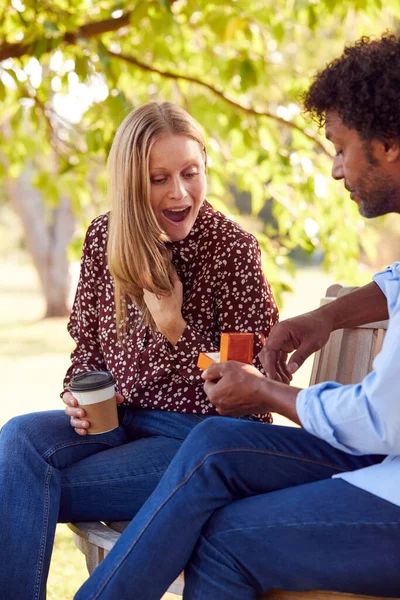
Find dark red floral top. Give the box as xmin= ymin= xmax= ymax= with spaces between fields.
xmin=63 ymin=201 xmax=278 ymax=421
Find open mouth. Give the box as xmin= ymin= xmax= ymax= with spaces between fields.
xmin=162 ymin=207 xmax=191 ymax=223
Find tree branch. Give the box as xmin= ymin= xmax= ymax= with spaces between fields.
xmin=107 ymin=49 xmax=332 ymax=156
xmin=0 ymin=9 xmax=330 ymax=154
xmin=0 ymin=12 xmax=132 ymax=62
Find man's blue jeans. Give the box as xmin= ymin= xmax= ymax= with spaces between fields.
xmin=0 ymin=406 xmax=207 ymax=600
xmin=74 ymin=418 xmax=400 ymax=600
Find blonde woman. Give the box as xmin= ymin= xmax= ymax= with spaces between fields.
xmin=0 ymin=102 xmax=278 ymax=599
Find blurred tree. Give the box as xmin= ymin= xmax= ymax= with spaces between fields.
xmin=0 ymin=0 xmax=398 ymax=316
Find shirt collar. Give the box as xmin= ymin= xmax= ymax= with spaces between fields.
xmin=169 ymin=200 xmax=214 ymax=264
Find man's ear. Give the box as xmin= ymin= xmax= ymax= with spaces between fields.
xmin=384 ymin=139 xmax=400 ymax=163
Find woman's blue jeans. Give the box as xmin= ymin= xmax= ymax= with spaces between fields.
xmin=74 ymin=418 xmax=400 ymax=600
xmin=0 ymin=406 xmax=207 ymax=600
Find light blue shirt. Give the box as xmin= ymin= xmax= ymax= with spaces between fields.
xmin=297 ymin=262 xmax=400 ymax=507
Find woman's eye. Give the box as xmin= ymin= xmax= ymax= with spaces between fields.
xmin=151 ymin=178 xmax=165 ymax=185
xmin=184 ymin=171 xmax=198 ymax=179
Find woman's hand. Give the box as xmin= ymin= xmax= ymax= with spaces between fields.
xmin=143 ymin=271 xmax=186 ymax=345
xmin=62 ymin=390 xmax=125 ymax=436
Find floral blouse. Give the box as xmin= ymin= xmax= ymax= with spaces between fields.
xmin=63 ymin=201 xmax=278 ymax=421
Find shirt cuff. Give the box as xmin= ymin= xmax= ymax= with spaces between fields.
xmin=296 ymin=384 xmax=340 ymax=446
xmin=167 ymin=324 xmax=218 ymax=383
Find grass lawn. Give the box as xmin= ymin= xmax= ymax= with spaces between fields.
xmin=0 ymin=259 xmax=335 ymax=598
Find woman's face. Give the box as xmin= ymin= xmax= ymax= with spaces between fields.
xmin=148 ymin=134 xmax=207 ymax=241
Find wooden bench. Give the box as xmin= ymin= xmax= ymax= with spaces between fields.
xmin=69 ymin=285 xmax=395 ymax=600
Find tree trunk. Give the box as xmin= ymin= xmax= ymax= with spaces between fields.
xmin=6 ymin=172 xmax=76 ymax=318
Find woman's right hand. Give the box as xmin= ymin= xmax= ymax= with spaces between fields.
xmin=62 ymin=391 xmax=126 ymax=435
xmin=62 ymin=391 xmax=90 ymax=435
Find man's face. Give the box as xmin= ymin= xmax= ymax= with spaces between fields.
xmin=325 ymin=111 xmax=400 ymax=218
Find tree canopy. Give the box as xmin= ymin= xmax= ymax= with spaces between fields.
xmin=1 ymin=0 xmax=399 ymax=312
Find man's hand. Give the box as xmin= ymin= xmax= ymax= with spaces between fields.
xmin=143 ymin=271 xmax=186 ymax=345
xmin=258 ymin=311 xmax=333 ymax=381
xmin=202 ymin=361 xmax=270 ymax=417
xmin=260 ymin=281 xmax=389 ymax=381
xmin=203 ymin=361 xmax=302 ymax=424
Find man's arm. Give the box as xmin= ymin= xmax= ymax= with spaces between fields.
xmin=259 ymin=281 xmax=387 ymax=380
xmin=321 ymin=282 xmax=388 ymax=330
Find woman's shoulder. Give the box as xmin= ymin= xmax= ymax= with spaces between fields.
xmin=205 ymin=203 xmax=258 ymax=249
xmin=86 ymin=212 xmax=110 ymax=239
xmin=82 ymin=213 xmax=110 ymax=262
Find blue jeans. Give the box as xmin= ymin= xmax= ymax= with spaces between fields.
xmin=74 ymin=418 xmax=400 ymax=600
xmin=0 ymin=406 xmax=207 ymax=600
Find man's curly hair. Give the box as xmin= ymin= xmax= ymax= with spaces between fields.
xmin=303 ymin=33 xmax=400 ymax=142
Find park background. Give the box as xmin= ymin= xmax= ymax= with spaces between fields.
xmin=1 ymin=0 xmax=400 ymax=598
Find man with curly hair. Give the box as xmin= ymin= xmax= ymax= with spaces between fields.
xmin=304 ymin=33 xmax=400 ymax=220
xmin=75 ymin=35 xmax=400 ymax=600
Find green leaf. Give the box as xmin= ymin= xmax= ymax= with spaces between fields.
xmin=224 ymin=16 xmax=247 ymax=41
xmin=105 ymin=91 xmax=130 ymax=125
xmin=239 ymin=58 xmax=257 ymax=90
xmin=86 ymin=129 xmax=104 ymax=152
xmin=155 ymin=0 xmax=172 ymax=12
xmin=75 ymin=54 xmax=89 ymax=81
xmin=43 ymin=21 xmax=60 ymax=35
xmin=33 ymin=38 xmax=48 ymax=59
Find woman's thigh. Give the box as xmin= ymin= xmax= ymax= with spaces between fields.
xmin=1 ymin=410 xmax=130 ymax=470
xmin=189 ymin=479 xmax=400 ymax=598
xmin=120 ymin=406 xmax=208 ymax=440
xmin=59 ymin=408 xmax=209 ymax=521
xmin=59 ymin=435 xmax=183 ymax=521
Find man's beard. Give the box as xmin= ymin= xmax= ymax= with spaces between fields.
xmin=359 ymin=195 xmax=398 ymax=218
xmin=356 ymin=171 xmax=400 ymax=218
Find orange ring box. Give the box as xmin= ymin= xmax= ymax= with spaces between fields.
xmin=197 ymin=333 xmax=254 ymax=370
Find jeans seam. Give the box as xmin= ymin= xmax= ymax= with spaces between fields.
xmin=83 ymin=446 xmax=349 ymax=599
xmin=222 ymin=447 xmax=353 ymax=472
xmin=60 ymin=470 xmax=168 ymax=487
xmin=43 ymin=439 xmax=119 ymax=460
xmin=34 ymin=465 xmax=52 ymax=600
xmin=207 ymin=521 xmax=400 ymax=540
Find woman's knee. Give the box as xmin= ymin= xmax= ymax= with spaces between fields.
xmin=1 ymin=410 xmax=69 ymax=454
xmin=1 ymin=412 xmax=42 ymax=441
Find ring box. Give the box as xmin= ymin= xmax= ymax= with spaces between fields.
xmin=197 ymin=333 xmax=254 ymax=370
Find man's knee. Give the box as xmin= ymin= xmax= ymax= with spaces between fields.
xmin=171 ymin=417 xmax=267 ymax=479
xmin=184 ymin=417 xmax=298 ymax=458
xmin=183 ymin=417 xmax=250 ymax=455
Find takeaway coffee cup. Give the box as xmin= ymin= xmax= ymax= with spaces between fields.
xmin=69 ymin=371 xmax=118 ymax=434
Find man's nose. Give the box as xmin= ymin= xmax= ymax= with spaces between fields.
xmin=332 ymin=155 xmax=344 ymax=180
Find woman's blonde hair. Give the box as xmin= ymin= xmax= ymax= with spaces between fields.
xmin=107 ymin=101 xmax=207 ymax=337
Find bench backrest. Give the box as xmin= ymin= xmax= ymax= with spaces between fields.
xmin=309 ymin=285 xmax=388 ymax=386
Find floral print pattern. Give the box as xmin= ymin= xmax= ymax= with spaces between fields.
xmin=63 ymin=201 xmax=278 ymax=422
